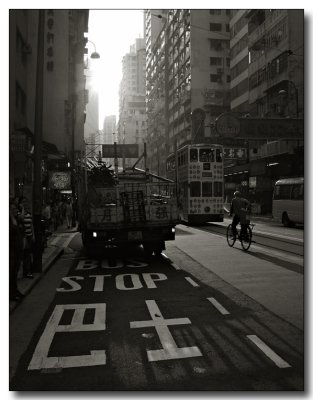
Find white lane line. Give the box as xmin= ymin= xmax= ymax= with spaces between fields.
xmin=207 ymin=297 xmax=230 ymax=315
xmin=247 ymin=335 xmax=291 ymax=368
xmin=184 ymin=277 xmax=199 ymax=287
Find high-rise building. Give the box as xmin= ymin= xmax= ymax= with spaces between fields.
xmin=145 ymin=9 xmax=231 ymax=176
xmin=118 ymin=38 xmax=147 ymax=169
xmin=103 ymin=115 xmax=116 ymax=144
xmin=84 ymin=61 xmax=100 ymax=157
xmin=225 ymin=9 xmax=304 ymax=212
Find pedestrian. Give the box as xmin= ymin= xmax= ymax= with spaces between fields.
xmin=229 ymin=191 xmax=251 ymax=239
xmin=19 ymin=197 xmax=34 ymax=279
xmin=65 ymin=199 xmax=73 ymax=229
xmin=42 ymin=201 xmax=52 ymax=233
xmin=9 ymin=198 xmax=25 ymax=300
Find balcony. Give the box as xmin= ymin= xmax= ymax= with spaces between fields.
xmin=248 ymin=10 xmax=286 ymax=49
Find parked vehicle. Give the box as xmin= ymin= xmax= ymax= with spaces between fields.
xmin=272 ymin=177 xmax=304 ymax=227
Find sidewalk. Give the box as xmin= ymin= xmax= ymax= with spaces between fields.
xmin=9 ymin=223 xmax=79 ymax=314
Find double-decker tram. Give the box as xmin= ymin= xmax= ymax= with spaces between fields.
xmin=166 ymin=143 xmax=224 ymax=224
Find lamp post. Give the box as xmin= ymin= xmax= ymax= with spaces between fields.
xmin=33 ymin=10 xmax=45 ymax=272
xmin=278 ymin=80 xmax=299 ymax=118
xmin=87 ymin=39 xmax=100 ymax=59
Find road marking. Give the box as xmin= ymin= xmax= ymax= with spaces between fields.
xmin=185 ymin=277 xmax=199 ymax=287
xmin=28 ymin=304 xmax=107 ymax=370
xmin=207 ymin=297 xmax=230 ymax=315
xmin=247 ymin=335 xmax=291 ymax=368
xmin=130 ymin=300 xmax=202 ymax=362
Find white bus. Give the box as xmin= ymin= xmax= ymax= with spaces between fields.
xmin=272 ymin=177 xmax=304 ymax=227
xmin=166 ymin=143 xmax=224 ymax=224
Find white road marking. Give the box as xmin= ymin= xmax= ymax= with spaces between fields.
xmin=207 ymin=297 xmax=230 ymax=315
xmin=185 ymin=277 xmax=199 ymax=287
xmin=115 ymin=274 xmax=143 ymax=290
xmin=56 ymin=276 xmax=84 ymax=292
xmin=28 ymin=304 xmax=107 ymax=370
xmin=130 ymin=300 xmax=202 ymax=362
xmin=247 ymin=335 xmax=291 ymax=368
xmin=142 ymin=273 xmax=167 ymax=288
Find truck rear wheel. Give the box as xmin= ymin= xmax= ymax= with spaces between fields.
xmin=143 ymin=243 xmax=153 ymax=258
xmin=153 ymin=241 xmax=165 ymax=257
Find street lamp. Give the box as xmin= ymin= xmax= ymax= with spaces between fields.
xmin=87 ymin=39 xmax=100 ymax=59
xmin=278 ymin=80 xmax=299 ymax=118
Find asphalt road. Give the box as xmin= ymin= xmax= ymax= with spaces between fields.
xmin=10 ymin=231 xmax=304 ymax=391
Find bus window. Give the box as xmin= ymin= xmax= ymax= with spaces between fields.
xmin=274 ymin=185 xmax=291 ymax=200
xmin=190 ymin=181 xmax=201 ymax=197
xmin=216 ymin=149 xmax=222 ymax=162
xmin=190 ymin=148 xmax=198 ymax=162
xmin=202 ymin=182 xmax=212 ymax=197
xmin=291 ymin=184 xmax=304 ymax=200
xmin=214 ymin=182 xmax=223 ymax=197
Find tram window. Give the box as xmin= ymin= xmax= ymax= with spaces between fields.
xmin=216 ymin=149 xmax=222 ymax=162
xmin=190 ymin=181 xmax=201 ymax=197
xmin=213 ymin=182 xmax=223 ymax=197
xmin=190 ymin=148 xmax=198 ymax=162
xmin=199 ymin=149 xmax=210 ymax=162
xmin=208 ymin=149 xmax=215 ymax=162
xmin=202 ymin=182 xmax=212 ymax=197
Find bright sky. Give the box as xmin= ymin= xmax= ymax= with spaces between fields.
xmin=86 ymin=10 xmax=144 ymax=128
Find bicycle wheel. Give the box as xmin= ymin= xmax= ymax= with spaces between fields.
xmin=240 ymin=225 xmax=252 ymax=251
xmin=226 ymin=224 xmax=236 ymax=247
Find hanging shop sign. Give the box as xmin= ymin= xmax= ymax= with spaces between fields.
xmin=215 ymin=113 xmax=241 ymax=137
xmin=46 ymin=10 xmax=55 ymax=72
xmin=102 ymin=144 xmax=139 ymax=158
xmin=49 ymin=171 xmax=71 ymax=190
xmin=223 ymin=147 xmax=247 ymax=160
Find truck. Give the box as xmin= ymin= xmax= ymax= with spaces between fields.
xmin=76 ymin=160 xmax=179 ymax=257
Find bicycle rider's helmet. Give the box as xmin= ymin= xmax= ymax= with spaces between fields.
xmin=234 ymin=191 xmax=241 ymax=197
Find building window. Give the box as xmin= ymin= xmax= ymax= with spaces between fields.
xmin=210 ymin=57 xmax=222 ymax=66
xmin=210 ymin=74 xmax=222 ymax=83
xmin=210 ymin=23 xmax=222 ymax=32
xmin=210 ymin=39 xmax=223 ymax=50
xmin=225 ymin=24 xmax=230 ymax=32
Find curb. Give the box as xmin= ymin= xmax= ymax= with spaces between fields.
xmin=9 ymin=246 xmax=64 ymax=314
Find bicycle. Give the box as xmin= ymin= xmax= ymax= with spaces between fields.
xmin=226 ymin=222 xmax=255 ymax=251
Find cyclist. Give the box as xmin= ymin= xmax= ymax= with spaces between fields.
xmin=229 ymin=191 xmax=251 ymax=240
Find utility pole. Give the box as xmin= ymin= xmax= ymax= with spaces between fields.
xmin=33 ymin=10 xmax=45 ymax=272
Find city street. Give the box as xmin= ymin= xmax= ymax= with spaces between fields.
xmin=9 ymin=221 xmax=304 ymax=390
